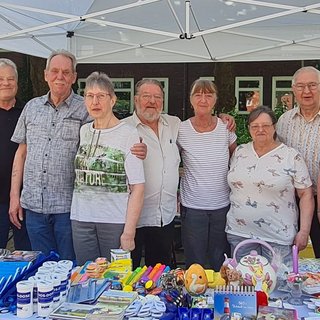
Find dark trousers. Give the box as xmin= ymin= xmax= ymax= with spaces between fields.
xmin=131 ymin=220 xmax=175 ymax=269
xmin=0 ymin=203 xmax=31 ymax=250
xmin=310 ymin=196 xmax=320 ymax=258
xmin=181 ymin=204 xmax=230 ymax=271
xmin=296 ymin=195 xmax=320 ymax=258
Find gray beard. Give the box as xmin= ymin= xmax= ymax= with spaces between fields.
xmin=139 ymin=110 xmax=161 ymax=122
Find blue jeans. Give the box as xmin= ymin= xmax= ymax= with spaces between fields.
xmin=0 ymin=203 xmax=31 ymax=250
xmin=26 ymin=210 xmax=75 ymax=260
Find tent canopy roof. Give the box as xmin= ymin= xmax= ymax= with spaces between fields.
xmin=0 ymin=0 xmax=320 ymax=63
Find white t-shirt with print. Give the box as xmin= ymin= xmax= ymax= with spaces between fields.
xmin=226 ymin=142 xmax=312 ymax=245
xmin=71 ymin=121 xmax=145 ymax=224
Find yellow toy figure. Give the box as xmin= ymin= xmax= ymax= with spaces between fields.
xmin=184 ymin=264 xmax=208 ymax=295
xmin=250 ymin=263 xmax=269 ymax=293
xmin=250 ymin=263 xmax=269 ymax=307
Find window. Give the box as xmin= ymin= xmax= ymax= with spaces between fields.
xmin=235 ymin=77 xmax=263 ymax=114
xmin=199 ymin=76 xmax=215 ymax=82
xmin=111 ymin=78 xmax=134 ymax=117
xmin=77 ymin=78 xmax=134 ymax=118
xmin=272 ymin=76 xmax=294 ymax=111
xmin=143 ymin=77 xmax=169 ymax=113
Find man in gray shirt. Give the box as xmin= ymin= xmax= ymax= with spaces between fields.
xmin=9 ymin=50 xmax=90 ymax=260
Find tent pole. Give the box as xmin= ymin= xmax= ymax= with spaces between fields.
xmin=185 ymin=0 xmax=190 ymax=38
xmin=66 ymin=31 xmax=75 ymax=56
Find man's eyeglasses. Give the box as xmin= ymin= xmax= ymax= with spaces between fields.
xmin=140 ymin=94 xmax=163 ymax=102
xmin=249 ymin=123 xmax=274 ymax=131
xmin=85 ymin=93 xmax=110 ymax=102
xmin=293 ymin=82 xmax=320 ymax=91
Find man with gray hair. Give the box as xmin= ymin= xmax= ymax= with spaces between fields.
xmin=0 ymin=58 xmax=31 ymax=250
xmin=277 ymin=66 xmax=320 ymax=257
xmin=9 ymin=50 xmax=90 ymax=260
xmin=124 ymin=79 xmax=181 ymax=268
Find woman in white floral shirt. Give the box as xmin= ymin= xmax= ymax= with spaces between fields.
xmin=226 ymin=106 xmax=314 ymax=266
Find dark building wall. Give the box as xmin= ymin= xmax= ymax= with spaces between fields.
xmin=1 ymin=51 xmax=319 ymax=120
xmin=77 ymin=63 xmax=188 ymax=119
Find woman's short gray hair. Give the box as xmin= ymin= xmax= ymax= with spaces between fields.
xmin=85 ymin=71 xmax=115 ymax=96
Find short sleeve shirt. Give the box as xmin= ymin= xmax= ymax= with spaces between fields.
xmin=70 ymin=121 xmax=145 ymax=223
xmin=123 ymin=112 xmax=181 ymax=227
xmin=226 ymin=142 xmax=312 ymax=245
xmin=11 ymin=91 xmax=90 ymax=214
xmin=178 ymin=118 xmax=237 ymax=210
xmin=277 ymin=107 xmax=320 ymax=193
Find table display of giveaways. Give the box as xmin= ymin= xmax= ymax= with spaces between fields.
xmin=1 ymin=241 xmax=320 ymax=320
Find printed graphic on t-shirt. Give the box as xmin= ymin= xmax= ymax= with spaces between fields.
xmin=74 ymin=144 xmax=127 ymax=193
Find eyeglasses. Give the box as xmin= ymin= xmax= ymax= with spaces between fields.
xmin=85 ymin=93 xmax=110 ymax=102
xmin=193 ymin=92 xmax=215 ymax=100
xmin=293 ymin=82 xmax=320 ymax=91
xmin=249 ymin=123 xmax=274 ymax=131
xmin=140 ymin=94 xmax=163 ymax=102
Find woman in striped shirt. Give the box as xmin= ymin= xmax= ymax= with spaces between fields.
xmin=177 ymin=79 xmax=237 ymax=271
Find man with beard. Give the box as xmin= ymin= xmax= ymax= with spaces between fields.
xmin=124 ymin=79 xmax=180 ymax=268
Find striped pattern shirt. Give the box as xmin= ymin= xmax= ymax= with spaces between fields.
xmin=178 ymin=118 xmax=237 ymax=210
xmin=277 ymin=107 xmax=320 ymax=193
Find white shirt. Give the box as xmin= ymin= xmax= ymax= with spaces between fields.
xmin=226 ymin=142 xmax=312 ymax=245
xmin=70 ymin=121 xmax=145 ymax=223
xmin=123 ymin=112 xmax=181 ymax=227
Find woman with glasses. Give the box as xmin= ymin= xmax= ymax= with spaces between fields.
xmin=177 ymin=79 xmax=237 ymax=271
xmin=226 ymin=106 xmax=314 ymax=266
xmin=70 ymin=72 xmax=145 ymax=265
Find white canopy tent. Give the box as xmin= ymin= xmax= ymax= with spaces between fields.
xmin=0 ymin=0 xmax=319 ymax=63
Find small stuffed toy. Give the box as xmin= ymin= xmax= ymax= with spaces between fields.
xmin=225 ymin=268 xmax=242 ymax=287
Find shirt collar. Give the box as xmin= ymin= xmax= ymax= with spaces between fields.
xmin=294 ymin=105 xmax=320 ymax=122
xmin=132 ymin=111 xmax=169 ymax=127
xmin=45 ymin=90 xmax=75 ymax=108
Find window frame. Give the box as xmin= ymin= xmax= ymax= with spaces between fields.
xmin=272 ymin=76 xmax=294 ymax=111
xmin=235 ymin=76 xmax=263 ymax=114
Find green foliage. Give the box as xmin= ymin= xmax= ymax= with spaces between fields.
xmin=228 ymin=110 xmax=250 ymax=145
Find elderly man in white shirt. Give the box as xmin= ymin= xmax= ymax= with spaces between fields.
xmin=124 ymin=79 xmax=180 ymax=268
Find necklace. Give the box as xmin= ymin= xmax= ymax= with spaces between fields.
xmin=193 ymin=116 xmax=215 ymax=132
